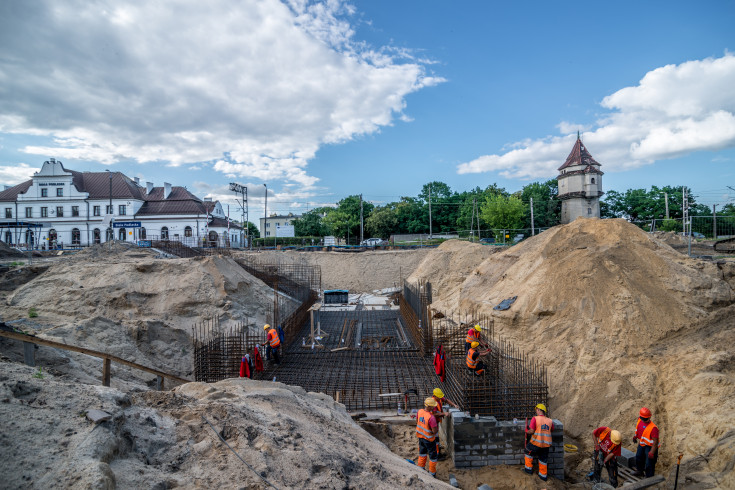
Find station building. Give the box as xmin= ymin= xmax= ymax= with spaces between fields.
xmin=0 ymin=159 xmax=241 ymax=249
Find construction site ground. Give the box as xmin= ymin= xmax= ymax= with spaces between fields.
xmin=0 ymin=222 xmax=734 ymax=488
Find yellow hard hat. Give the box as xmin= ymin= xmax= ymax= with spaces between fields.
xmin=474 ymin=324 xmax=482 ymax=332
xmin=535 ymin=403 xmax=547 ymax=412
xmin=471 ymin=341 xmax=479 ymax=348
xmin=610 ymin=430 xmax=622 ymax=445
xmin=425 ymin=397 xmax=438 ymax=407
xmin=263 ymin=324 xmax=271 ymax=330
xmin=433 ymin=388 xmax=444 ymax=398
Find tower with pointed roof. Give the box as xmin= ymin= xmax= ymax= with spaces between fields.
xmin=557 ymin=134 xmax=604 ymax=224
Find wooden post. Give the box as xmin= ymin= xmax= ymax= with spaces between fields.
xmin=23 ymin=342 xmax=36 ymax=367
xmin=156 ymin=375 xmax=164 ymax=391
xmin=102 ymin=358 xmax=111 ymax=387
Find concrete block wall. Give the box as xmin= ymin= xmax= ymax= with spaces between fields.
xmin=445 ymin=409 xmax=564 ymax=481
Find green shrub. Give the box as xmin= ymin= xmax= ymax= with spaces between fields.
xmin=28 ymin=307 xmax=38 ymax=318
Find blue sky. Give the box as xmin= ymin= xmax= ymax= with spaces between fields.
xmin=1 ymin=0 xmax=734 ymax=219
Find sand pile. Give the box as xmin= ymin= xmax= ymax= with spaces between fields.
xmin=0 ymin=359 xmax=448 ymax=489
xmin=238 ymin=248 xmax=431 ymax=292
xmin=410 ymin=219 xmax=735 ymax=486
xmin=0 ymin=240 xmax=25 ymax=259
xmin=1 ymin=252 xmax=294 ymax=384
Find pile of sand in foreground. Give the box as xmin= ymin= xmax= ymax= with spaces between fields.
xmin=409 ymin=219 xmax=735 ymax=486
xmin=0 ymin=358 xmax=449 ymax=489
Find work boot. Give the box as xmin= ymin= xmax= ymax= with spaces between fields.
xmin=524 ymin=468 xmax=533 ymax=475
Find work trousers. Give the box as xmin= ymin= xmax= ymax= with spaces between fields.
xmin=635 ymin=445 xmax=657 ymax=478
xmin=266 ymin=345 xmax=280 ymax=364
xmin=417 ymin=438 xmax=438 ymax=476
xmin=467 ymin=360 xmax=486 ymax=376
xmin=524 ymin=442 xmax=549 ymax=481
xmin=593 ymin=450 xmax=619 ymax=488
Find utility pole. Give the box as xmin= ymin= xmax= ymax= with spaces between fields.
xmin=360 ymin=194 xmax=364 ymax=243
xmin=682 ymin=187 xmax=688 ymax=235
xmin=713 ymin=204 xmax=717 ymax=239
xmin=530 ymin=197 xmax=535 ymax=236
xmin=469 ymin=198 xmax=475 ymax=240
xmin=263 ymin=184 xmax=267 ymax=246
xmin=428 ymin=184 xmax=432 ymax=239
xmin=229 ymin=183 xmax=247 ymax=248
xmin=476 ymin=199 xmax=481 ymax=240
xmin=664 ymin=192 xmax=669 ymax=219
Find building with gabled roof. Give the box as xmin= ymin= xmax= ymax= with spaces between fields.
xmin=0 ymin=159 xmax=241 ymax=249
xmin=557 ymin=135 xmax=604 ymax=224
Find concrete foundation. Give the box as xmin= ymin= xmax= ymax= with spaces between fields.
xmin=441 ymin=408 xmax=564 ymax=481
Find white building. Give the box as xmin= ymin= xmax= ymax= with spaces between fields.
xmin=0 ymin=159 xmax=241 ymax=249
xmin=259 ymin=213 xmax=301 ymax=238
xmin=557 ymin=136 xmax=604 ymax=224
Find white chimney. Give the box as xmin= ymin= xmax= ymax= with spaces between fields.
xmin=204 ymin=197 xmax=212 ymax=202
xmin=164 ymin=182 xmax=172 ymax=199
xmin=134 ymin=177 xmax=140 ymax=185
xmin=146 ymin=182 xmax=154 ymax=194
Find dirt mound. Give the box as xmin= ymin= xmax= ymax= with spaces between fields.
xmin=408 ymin=240 xmax=504 ymax=312
xmin=1 ymin=254 xmax=292 ymax=383
xmin=0 ymin=240 xmax=24 ymax=259
xmin=410 ymin=218 xmax=735 ymax=485
xmin=238 ymin=248 xmax=431 ymax=292
xmin=0 ymin=359 xmax=448 ymax=489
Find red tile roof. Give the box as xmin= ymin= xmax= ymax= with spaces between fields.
xmin=558 ymin=137 xmax=602 ymax=171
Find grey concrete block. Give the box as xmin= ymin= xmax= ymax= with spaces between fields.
xmin=477 ymin=484 xmax=493 ymax=490
xmin=449 ymin=474 xmax=459 ymax=488
xmin=471 ymin=460 xmax=487 ymax=467
xmin=617 ymin=447 xmax=636 ymax=468
xmin=503 ymin=459 xmax=521 ymax=465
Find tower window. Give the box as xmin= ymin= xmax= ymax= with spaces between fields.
xmin=591 ymin=178 xmax=595 ymax=184
xmin=587 ymin=208 xmax=592 ymax=215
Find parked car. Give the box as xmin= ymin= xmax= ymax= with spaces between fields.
xmin=479 ymin=237 xmax=495 ymax=244
xmin=512 ymin=234 xmax=525 ymax=243
xmin=360 ymin=238 xmax=386 ymax=247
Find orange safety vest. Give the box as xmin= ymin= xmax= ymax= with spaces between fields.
xmin=416 ymin=409 xmax=436 ymax=441
xmin=466 ymin=329 xmax=478 ymax=344
xmin=636 ymin=418 xmax=659 ymax=447
xmin=267 ymin=328 xmax=281 ymax=348
xmin=597 ymin=427 xmax=618 ymax=455
xmin=530 ymin=415 xmax=553 ymax=448
xmin=466 ymin=348 xmax=478 ymax=369
xmin=435 ymin=398 xmax=443 ymax=412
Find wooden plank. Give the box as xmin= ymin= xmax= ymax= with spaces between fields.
xmin=102 ymin=358 xmax=111 ymax=387
xmin=621 ymin=475 xmax=665 ymax=489
xmin=0 ymin=330 xmax=191 ymax=384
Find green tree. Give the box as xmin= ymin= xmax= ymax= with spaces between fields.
xmin=603 ymin=186 xmax=694 ymax=221
xmin=293 ymin=208 xmax=329 ymax=236
xmin=243 ymin=221 xmax=260 ymax=238
xmin=480 ymin=194 xmax=525 ymax=239
xmin=520 ymin=179 xmax=560 ymax=229
xmin=365 ymin=206 xmax=398 ymax=238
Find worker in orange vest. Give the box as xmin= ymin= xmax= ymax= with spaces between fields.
xmin=464 ymin=324 xmax=483 ymax=353
xmin=263 ymin=324 xmax=281 ymax=364
xmin=524 ymin=403 xmax=554 ymax=482
xmin=466 ymin=341 xmax=490 ymax=375
xmin=432 ymin=388 xmax=459 ymax=460
xmin=590 ymin=426 xmax=621 ymax=487
xmin=633 ymin=407 xmax=659 ymax=478
xmin=416 ymin=397 xmax=439 ymax=477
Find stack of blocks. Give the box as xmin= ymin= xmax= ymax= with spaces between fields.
xmin=441 ymin=409 xmax=564 ymax=481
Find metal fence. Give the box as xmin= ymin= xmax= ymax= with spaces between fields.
xmin=630 ymin=216 xmax=735 ymax=239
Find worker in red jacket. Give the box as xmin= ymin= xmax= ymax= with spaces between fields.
xmin=264 ymin=324 xmax=281 ymax=364
xmin=464 ymin=324 xmax=486 ymax=353
xmin=524 ymin=403 xmax=553 ymax=481
xmin=633 ymin=407 xmax=659 ymax=477
xmin=416 ymin=397 xmax=439 ymax=477
xmin=590 ymin=426 xmax=621 ymax=487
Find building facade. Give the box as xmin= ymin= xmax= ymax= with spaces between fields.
xmin=0 ymin=159 xmax=241 ymax=248
xmin=557 ymin=136 xmax=604 ymax=224
xmin=259 ymin=213 xmax=301 ymax=238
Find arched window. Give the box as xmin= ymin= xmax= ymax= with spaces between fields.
xmin=94 ymin=229 xmax=101 ymax=244
xmin=161 ymin=227 xmax=169 ymax=240
xmin=71 ymin=228 xmax=81 ymax=245
xmin=48 ymin=229 xmax=58 ymax=249
xmin=587 ymin=207 xmax=592 ymax=215
xmin=118 ymin=228 xmax=127 ymax=241
xmin=140 ymin=227 xmax=146 ymax=239
xmin=591 ymin=177 xmax=596 ymax=184
xmin=106 ymin=227 xmax=114 ymax=241
xmin=184 ymin=226 xmax=192 ymax=237
xmin=26 ymin=230 xmax=35 ymax=246
xmin=208 ymin=231 xmax=218 ymax=245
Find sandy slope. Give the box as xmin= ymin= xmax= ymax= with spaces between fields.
xmin=0 ymin=359 xmax=449 ymax=489
xmin=409 ymin=219 xmax=735 ymax=487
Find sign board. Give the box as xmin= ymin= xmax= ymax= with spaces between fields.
xmin=138 ymin=240 xmax=152 ymax=247
xmin=113 ymin=221 xmax=141 ymax=228
xmin=275 ymin=225 xmax=295 ymax=237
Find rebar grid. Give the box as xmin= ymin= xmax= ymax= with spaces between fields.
xmin=301 ymin=309 xmax=414 ymax=351
xmin=192 ymin=316 xmax=263 ymax=383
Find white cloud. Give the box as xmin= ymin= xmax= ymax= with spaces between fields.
xmin=458 ymin=54 xmax=735 ymax=178
xmin=0 ymin=163 xmax=37 ymax=185
xmin=0 ymin=0 xmax=442 ymax=185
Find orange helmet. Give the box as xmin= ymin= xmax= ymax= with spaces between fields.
xmin=639 ymin=407 xmax=652 ymax=418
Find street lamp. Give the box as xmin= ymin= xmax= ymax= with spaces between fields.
xmin=106 ymin=170 xmax=113 ymax=243
xmin=263 ymin=184 xmax=267 ymax=246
